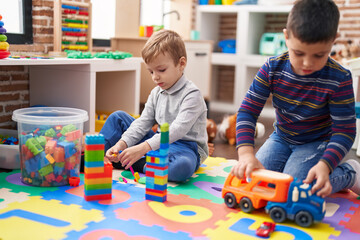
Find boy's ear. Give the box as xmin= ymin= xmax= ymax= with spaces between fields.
xmin=283 ymin=28 xmax=289 ymax=40
xmin=179 ymin=56 xmax=187 ymax=70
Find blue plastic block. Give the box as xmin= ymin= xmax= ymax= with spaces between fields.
xmin=57 ymin=141 xmax=76 ymax=158
xmin=69 ymin=168 xmax=79 ymax=177
xmin=85 ymin=134 xmax=105 ymax=145
xmin=84 ymin=188 xmax=112 ymax=196
xmin=145 ymin=194 xmax=166 ymax=202
xmin=84 ymin=160 xmax=104 ymax=168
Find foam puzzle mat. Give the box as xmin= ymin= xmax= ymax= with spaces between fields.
xmin=1 ymin=157 xmax=360 ymax=240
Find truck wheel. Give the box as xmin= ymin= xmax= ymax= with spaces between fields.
xmin=295 ymin=211 xmax=313 ymax=228
xmin=240 ymin=197 xmax=254 ymax=213
xmin=269 ymin=207 xmax=286 ymax=223
xmin=224 ymin=193 xmax=238 ymax=208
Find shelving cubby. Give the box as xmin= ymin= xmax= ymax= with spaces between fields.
xmin=196 ymin=4 xmax=292 ymax=117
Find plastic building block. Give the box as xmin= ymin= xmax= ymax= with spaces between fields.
xmin=145 ymin=123 xmax=169 ymax=202
xmin=69 ymin=176 xmax=80 ymax=186
xmin=84 ymin=134 xmax=112 ymax=201
xmin=25 ymin=138 xmax=44 ymax=156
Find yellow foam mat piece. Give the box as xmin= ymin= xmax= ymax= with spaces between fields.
xmin=203 ymin=211 xmax=340 ymax=240
xmin=0 ymin=196 xmax=104 ymax=240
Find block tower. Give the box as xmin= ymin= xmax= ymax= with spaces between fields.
xmin=145 ymin=123 xmax=169 ymax=202
xmin=84 ymin=134 xmax=112 ymax=201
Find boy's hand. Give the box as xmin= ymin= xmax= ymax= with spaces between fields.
xmin=105 ymin=140 xmax=127 ymax=162
xmin=231 ymin=146 xmax=264 ymax=180
xmin=119 ymin=142 xmax=151 ymax=170
xmin=303 ymin=161 xmax=332 ymax=198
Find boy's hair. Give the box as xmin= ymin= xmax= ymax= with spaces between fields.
xmin=142 ymin=29 xmax=187 ymax=65
xmin=286 ymin=0 xmax=339 ymax=43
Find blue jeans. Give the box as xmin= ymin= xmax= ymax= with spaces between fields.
xmin=100 ymin=111 xmax=200 ymax=182
xmin=255 ymin=131 xmax=356 ymax=194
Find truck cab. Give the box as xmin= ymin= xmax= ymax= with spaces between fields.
xmin=265 ymin=179 xmax=326 ymax=227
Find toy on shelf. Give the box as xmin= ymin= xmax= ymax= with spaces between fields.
xmin=145 ymin=123 xmax=169 ymax=202
xmin=84 ymin=134 xmax=113 ymax=201
xmin=218 ymin=39 xmax=236 ymax=54
xmin=222 ymin=169 xmax=326 ymax=227
xmin=218 ymin=114 xmax=265 ymax=145
xmin=256 ymin=221 xmax=276 ymax=238
xmin=0 ymin=14 xmax=10 ymax=59
xmin=0 ymin=134 xmax=18 ymax=145
xmin=259 ymin=32 xmax=287 ymax=56
xmin=53 ymin=0 xmax=92 ymax=53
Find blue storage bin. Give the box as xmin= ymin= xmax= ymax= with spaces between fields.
xmin=218 ymin=39 xmax=236 ymax=54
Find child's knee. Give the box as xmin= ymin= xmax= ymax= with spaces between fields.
xmin=168 ymin=157 xmax=196 ymax=182
xmin=110 ymin=110 xmax=128 ymax=120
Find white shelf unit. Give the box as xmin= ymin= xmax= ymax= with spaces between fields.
xmin=196 ymin=4 xmax=292 ymax=117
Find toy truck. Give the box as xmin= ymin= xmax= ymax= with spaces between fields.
xmin=222 ymin=169 xmax=325 ymax=227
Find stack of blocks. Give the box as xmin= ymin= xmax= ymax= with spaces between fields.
xmin=145 ymin=123 xmax=169 ymax=202
xmin=84 ymin=134 xmax=112 ymax=201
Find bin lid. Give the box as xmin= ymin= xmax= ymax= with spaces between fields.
xmin=12 ymin=107 xmax=89 ymax=125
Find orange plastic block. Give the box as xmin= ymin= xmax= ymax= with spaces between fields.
xmin=84 ymin=166 xmax=105 ymax=174
xmin=53 ymin=147 xmax=65 ymax=162
xmin=145 ymin=189 xmax=167 ymax=197
xmin=45 ymin=140 xmax=57 ymax=154
xmin=85 ymin=162 xmax=113 ymax=179
xmin=66 ymin=129 xmax=81 ymax=141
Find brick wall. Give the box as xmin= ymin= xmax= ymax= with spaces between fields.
xmin=0 ymin=0 xmax=91 ymax=129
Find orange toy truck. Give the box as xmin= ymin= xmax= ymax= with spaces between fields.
xmin=222 ymin=169 xmax=325 ymax=227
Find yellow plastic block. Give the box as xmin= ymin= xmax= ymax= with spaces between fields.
xmin=45 ymin=154 xmax=55 ymax=164
xmin=84 ymin=177 xmax=112 ymax=185
xmin=84 ymin=166 xmax=105 ymax=174
xmin=134 ymin=172 xmax=140 ymax=182
xmin=154 ymin=175 xmax=168 ymax=185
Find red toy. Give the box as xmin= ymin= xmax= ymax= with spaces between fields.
xmin=256 ymin=221 xmax=276 ymax=238
xmin=69 ymin=176 xmax=80 ymax=186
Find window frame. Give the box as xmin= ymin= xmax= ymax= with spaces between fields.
xmin=6 ymin=0 xmax=33 ymax=44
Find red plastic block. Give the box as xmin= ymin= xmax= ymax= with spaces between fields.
xmin=84 ymin=193 xmax=112 ymax=201
xmin=85 ymin=144 xmax=105 ymax=151
xmin=69 ymin=176 xmax=80 ymax=186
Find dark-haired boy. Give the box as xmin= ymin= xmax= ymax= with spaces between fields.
xmin=231 ymin=0 xmax=360 ymax=198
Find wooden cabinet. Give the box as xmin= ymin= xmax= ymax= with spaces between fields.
xmin=185 ymin=41 xmax=212 ymax=100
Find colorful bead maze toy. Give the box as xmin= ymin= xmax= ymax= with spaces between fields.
xmin=145 ymin=123 xmax=169 ymax=202
xmin=84 ymin=134 xmax=113 ymax=201
xmin=0 ymin=14 xmax=10 ymax=59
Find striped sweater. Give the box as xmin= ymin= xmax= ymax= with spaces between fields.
xmin=236 ymin=52 xmax=356 ymax=171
